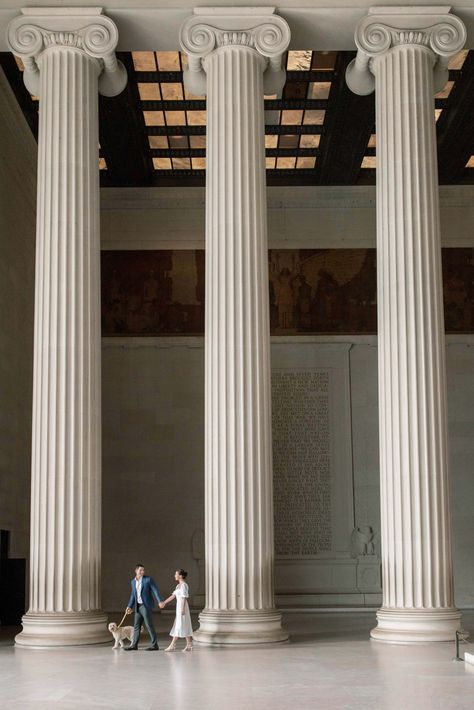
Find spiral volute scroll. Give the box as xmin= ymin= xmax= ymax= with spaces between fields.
xmin=180 ymin=21 xmax=217 ymax=60
xmin=253 ymin=18 xmax=291 ymax=60
xmin=7 ymin=20 xmax=44 ymax=59
xmin=430 ymin=17 xmax=466 ymax=58
xmin=81 ymin=19 xmax=119 ymax=60
xmin=355 ymin=20 xmax=392 ymax=57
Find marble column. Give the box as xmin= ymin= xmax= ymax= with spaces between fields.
xmin=180 ymin=9 xmax=290 ymax=644
xmin=346 ymin=8 xmax=466 ymax=642
xmin=7 ymin=9 xmax=126 ymax=648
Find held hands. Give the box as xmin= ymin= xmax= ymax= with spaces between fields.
xmin=159 ymin=601 xmax=166 ymax=609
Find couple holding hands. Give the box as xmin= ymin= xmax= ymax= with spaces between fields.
xmin=124 ymin=564 xmax=193 ymax=652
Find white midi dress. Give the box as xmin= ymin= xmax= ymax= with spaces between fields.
xmin=169 ymin=582 xmax=193 ymax=638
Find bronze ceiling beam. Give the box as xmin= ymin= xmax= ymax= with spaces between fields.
xmin=98 ymin=52 xmax=154 ymax=186
xmin=437 ymin=50 xmax=474 ymax=184
xmin=314 ymin=51 xmax=375 ymax=185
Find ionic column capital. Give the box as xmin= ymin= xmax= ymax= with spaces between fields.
xmin=6 ymin=7 xmax=127 ymax=97
xmin=179 ymin=8 xmax=290 ymax=95
xmin=346 ymin=6 xmax=466 ymax=95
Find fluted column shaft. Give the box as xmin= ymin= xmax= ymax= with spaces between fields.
xmin=206 ymin=44 xmax=273 ymax=613
xmin=31 ymin=45 xmax=102 ymax=616
xmin=180 ymin=9 xmax=290 ymax=644
xmin=7 ymin=9 xmax=126 ymax=648
xmin=347 ymin=9 xmax=466 ymax=642
xmin=374 ymin=42 xmax=459 ymax=641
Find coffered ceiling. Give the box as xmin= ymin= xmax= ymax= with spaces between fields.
xmin=1 ymin=48 xmax=474 ymax=187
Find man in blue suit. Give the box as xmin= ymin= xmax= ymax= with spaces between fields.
xmin=124 ymin=564 xmax=161 ymax=651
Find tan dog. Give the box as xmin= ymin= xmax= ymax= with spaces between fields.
xmin=108 ymin=622 xmax=135 ymax=649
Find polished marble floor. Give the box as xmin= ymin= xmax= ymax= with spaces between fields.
xmin=1 ymin=611 xmax=474 ymax=710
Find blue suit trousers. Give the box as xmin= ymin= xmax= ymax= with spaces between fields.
xmin=133 ymin=604 xmax=158 ymax=648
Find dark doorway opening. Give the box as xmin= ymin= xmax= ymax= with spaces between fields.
xmin=0 ymin=530 xmax=26 ymax=625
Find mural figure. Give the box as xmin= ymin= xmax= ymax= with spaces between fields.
xmin=269 ymin=276 xmax=278 ymax=331
xmin=104 ymin=269 xmax=127 ymax=333
xmin=275 ymin=267 xmax=296 ymax=329
xmin=444 ymin=272 xmax=466 ymax=331
xmin=312 ymin=268 xmax=342 ymax=330
xmin=295 ymin=274 xmax=312 ymax=329
xmin=270 ymin=252 xmax=301 ymax=330
xmin=142 ymin=269 xmax=159 ymax=331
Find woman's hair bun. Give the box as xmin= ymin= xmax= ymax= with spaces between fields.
xmin=178 ymin=568 xmax=188 ymax=579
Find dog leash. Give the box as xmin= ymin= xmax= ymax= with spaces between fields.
xmin=117 ymin=610 xmax=130 ymax=628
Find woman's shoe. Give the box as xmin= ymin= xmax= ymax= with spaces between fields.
xmin=165 ymin=644 xmax=176 ymax=652
xmin=183 ymin=645 xmax=193 ymax=652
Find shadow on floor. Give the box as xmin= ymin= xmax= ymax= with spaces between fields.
xmin=0 ymin=626 xmax=20 ymax=647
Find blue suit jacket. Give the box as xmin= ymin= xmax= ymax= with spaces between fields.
xmin=128 ymin=576 xmax=161 ymax=610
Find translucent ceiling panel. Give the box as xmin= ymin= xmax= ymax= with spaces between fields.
xmin=276 ymin=157 xmax=297 ymax=169
xmin=303 ymin=110 xmax=326 ymax=125
xmin=143 ymin=111 xmax=165 ymax=126
xmin=186 ymin=111 xmax=206 ymax=126
xmin=132 ymin=52 xmax=156 ymax=71
xmin=156 ymin=51 xmax=181 ymax=71
xmin=161 ymin=83 xmax=184 ymax=101
xmin=296 ymin=157 xmax=316 ymax=169
xmin=300 ymin=135 xmax=321 ymax=148
xmin=308 ymin=82 xmax=331 ymax=99
xmin=153 ymin=157 xmax=172 ymax=169
xmin=165 ymin=111 xmax=186 ymax=125
xmin=279 ymin=135 xmax=300 ymax=149
xmin=169 ymin=136 xmax=189 ymax=149
xmin=287 ymin=51 xmax=312 ymax=71
xmin=149 ymin=136 xmax=169 ymax=149
xmin=311 ymin=51 xmax=337 ymax=70
xmin=138 ymin=83 xmax=161 ymax=100
xmin=281 ymin=109 xmax=303 ymax=125
xmin=172 ymin=157 xmax=191 ymax=169
xmin=189 ymin=136 xmax=206 ymax=149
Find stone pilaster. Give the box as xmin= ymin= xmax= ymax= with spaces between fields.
xmin=347 ymin=7 xmax=466 ymax=643
xmin=180 ymin=8 xmax=290 ymax=645
xmin=7 ymin=8 xmax=126 ymax=648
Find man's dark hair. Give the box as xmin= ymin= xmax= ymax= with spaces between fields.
xmin=135 ymin=563 xmax=145 ymax=570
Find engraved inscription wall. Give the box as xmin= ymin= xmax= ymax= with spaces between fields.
xmin=272 ymin=370 xmax=331 ymax=556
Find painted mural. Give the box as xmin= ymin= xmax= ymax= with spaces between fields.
xmin=101 ymin=248 xmax=474 ymax=335
xmin=101 ymin=250 xmax=204 ymax=335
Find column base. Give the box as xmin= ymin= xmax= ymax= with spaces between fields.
xmin=370 ymin=607 xmax=462 ymax=644
xmin=15 ymin=611 xmax=110 ymax=649
xmin=193 ymin=608 xmax=288 ymax=645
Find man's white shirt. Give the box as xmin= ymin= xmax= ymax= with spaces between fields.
xmin=135 ymin=578 xmax=143 ymax=604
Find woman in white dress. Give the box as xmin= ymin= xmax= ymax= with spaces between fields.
xmin=159 ymin=569 xmax=193 ymax=652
